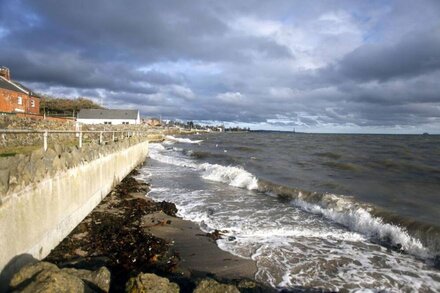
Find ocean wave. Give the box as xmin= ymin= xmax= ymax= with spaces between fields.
xmin=165 ymin=135 xmax=203 ymax=144
xmin=199 ymin=163 xmax=259 ymax=190
xmin=258 ymin=180 xmax=437 ymax=260
xmin=292 ymin=198 xmax=430 ymax=259
xmin=149 ymin=143 xmax=258 ymax=190
xmin=148 ymin=143 xmax=438 ymax=261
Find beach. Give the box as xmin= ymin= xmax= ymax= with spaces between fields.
xmin=40 ymin=167 xmax=270 ymax=292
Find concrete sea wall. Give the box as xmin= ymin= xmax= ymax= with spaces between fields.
xmin=0 ymin=138 xmax=149 ymax=287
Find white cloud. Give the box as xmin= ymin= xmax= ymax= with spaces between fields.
xmin=216 ymin=91 xmax=246 ymax=105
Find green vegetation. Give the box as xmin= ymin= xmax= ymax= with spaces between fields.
xmin=0 ymin=145 xmax=41 ymax=157
xmin=40 ymin=96 xmax=104 ymax=116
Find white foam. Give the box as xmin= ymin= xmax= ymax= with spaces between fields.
xmin=165 ymin=135 xmax=203 ymax=144
xmin=142 ymin=150 xmax=440 ymax=292
xmin=292 ymin=197 xmax=431 ymax=259
xmin=148 ymin=143 xmax=198 ymax=168
xmin=233 ymin=228 xmax=365 ymax=242
xmin=149 ymin=143 xmax=259 ymax=190
xmin=149 ymin=142 xmax=433 ymax=261
xmin=199 ymin=163 xmax=259 ymax=190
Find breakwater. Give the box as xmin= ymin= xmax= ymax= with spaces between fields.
xmin=0 ymin=137 xmax=149 ymax=287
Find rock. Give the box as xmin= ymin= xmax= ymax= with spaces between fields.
xmin=60 ymin=152 xmax=74 ymax=168
xmin=70 ymin=148 xmax=82 ymax=165
xmin=0 ymin=157 xmax=10 ymax=169
xmin=0 ymin=168 xmax=10 ymax=194
xmin=30 ymin=148 xmax=45 ymax=163
xmin=51 ymin=155 xmax=66 ymax=172
xmin=237 ymin=279 xmax=260 ymax=291
xmin=33 ymin=159 xmax=47 ymax=182
xmin=125 ymin=273 xmax=179 ymax=293
xmin=206 ymin=229 xmax=224 ymax=241
xmin=9 ymin=261 xmax=111 ymax=293
xmin=159 ymin=201 xmax=178 ymax=216
xmin=9 ymin=261 xmax=58 ymax=288
xmin=43 ymin=148 xmax=58 ymax=169
xmin=13 ymin=269 xmax=86 ymax=293
xmin=194 ymin=279 xmax=239 ymax=293
xmin=62 ymin=266 xmax=111 ymax=292
xmin=53 ymin=143 xmax=63 ymax=155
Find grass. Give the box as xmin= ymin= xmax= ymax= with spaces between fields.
xmin=0 ymin=140 xmax=80 ymax=157
xmin=0 ymin=145 xmax=41 ymax=157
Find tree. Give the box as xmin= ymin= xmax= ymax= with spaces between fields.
xmin=40 ymin=96 xmax=104 ymax=115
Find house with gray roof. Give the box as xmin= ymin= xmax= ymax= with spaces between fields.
xmin=0 ymin=66 xmax=41 ymax=115
xmin=77 ymin=109 xmax=140 ymax=125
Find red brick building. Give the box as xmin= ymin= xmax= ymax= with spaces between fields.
xmin=0 ymin=67 xmax=40 ymax=115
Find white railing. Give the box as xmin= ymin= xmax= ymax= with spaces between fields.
xmin=0 ymin=129 xmax=149 ymax=151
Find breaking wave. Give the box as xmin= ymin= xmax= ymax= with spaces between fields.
xmin=149 ymin=144 xmax=258 ymax=190
xmin=199 ymin=163 xmax=259 ymax=190
xmin=148 ymin=143 xmax=439 ymax=262
xmin=258 ymin=180 xmax=439 ymax=261
xmin=165 ymin=135 xmax=203 ymax=144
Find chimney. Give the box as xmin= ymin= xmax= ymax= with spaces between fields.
xmin=0 ymin=66 xmax=11 ymax=80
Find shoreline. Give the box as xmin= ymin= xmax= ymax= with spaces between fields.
xmin=39 ymin=166 xmax=272 ymax=292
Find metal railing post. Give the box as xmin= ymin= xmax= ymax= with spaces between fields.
xmin=112 ymin=131 xmax=115 ymax=142
xmin=79 ymin=131 xmax=83 ymax=148
xmin=99 ymin=131 xmax=103 ymax=145
xmin=43 ymin=131 xmax=48 ymax=151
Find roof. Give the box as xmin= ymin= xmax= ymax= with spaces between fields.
xmin=77 ymin=109 xmax=139 ymax=120
xmin=13 ymin=81 xmax=41 ymax=98
xmin=0 ymin=76 xmax=29 ymax=94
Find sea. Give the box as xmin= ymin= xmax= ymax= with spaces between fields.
xmin=136 ymin=132 xmax=440 ymax=292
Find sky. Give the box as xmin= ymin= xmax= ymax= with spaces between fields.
xmin=1 ymin=0 xmax=440 ymax=133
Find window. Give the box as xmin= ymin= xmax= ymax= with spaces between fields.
xmin=122 ymin=122 xmax=129 ymax=125
xmin=17 ymin=96 xmax=22 ymax=105
xmin=30 ymin=99 xmax=35 ymax=108
xmin=104 ymin=121 xmax=112 ymax=125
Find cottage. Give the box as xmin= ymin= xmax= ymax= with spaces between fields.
xmin=0 ymin=67 xmax=40 ymax=114
xmin=77 ymin=109 xmax=141 ymax=125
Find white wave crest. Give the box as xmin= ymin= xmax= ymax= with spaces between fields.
xmin=148 ymin=143 xmax=258 ymax=190
xmin=199 ymin=163 xmax=259 ymax=190
xmin=165 ymin=135 xmax=203 ymax=144
xmin=292 ymin=196 xmax=431 ymax=259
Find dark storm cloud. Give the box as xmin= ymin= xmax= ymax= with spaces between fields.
xmin=0 ymin=0 xmax=439 ymax=132
xmin=324 ymin=29 xmax=440 ymax=83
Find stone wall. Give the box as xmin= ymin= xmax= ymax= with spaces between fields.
xmin=0 ymin=115 xmax=76 ymax=147
xmin=0 ymin=137 xmax=149 ymax=287
xmin=0 ymin=115 xmax=154 ymax=147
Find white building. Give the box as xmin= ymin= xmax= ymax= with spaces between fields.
xmin=77 ymin=109 xmax=141 ymax=125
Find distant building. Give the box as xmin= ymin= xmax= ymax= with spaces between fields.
xmin=77 ymin=109 xmax=141 ymax=125
xmin=0 ymin=66 xmax=40 ymax=115
xmin=145 ymin=118 xmax=161 ymax=127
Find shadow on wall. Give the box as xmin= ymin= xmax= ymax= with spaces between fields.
xmin=0 ymin=253 xmax=38 ymax=292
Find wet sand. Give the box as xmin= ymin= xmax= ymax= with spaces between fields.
xmin=44 ymin=167 xmax=264 ymax=292
xmin=142 ymin=211 xmax=256 ymax=280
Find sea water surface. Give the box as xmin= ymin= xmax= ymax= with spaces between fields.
xmin=137 ymin=132 xmax=440 ymax=292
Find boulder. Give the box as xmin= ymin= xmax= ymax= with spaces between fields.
xmin=9 ymin=261 xmax=58 ymax=288
xmin=194 ymin=279 xmax=239 ymax=293
xmin=125 ymin=273 xmax=179 ymax=293
xmin=9 ymin=261 xmax=111 ymax=293
xmin=12 ymin=269 xmax=86 ymax=293
xmin=62 ymin=266 xmax=111 ymax=292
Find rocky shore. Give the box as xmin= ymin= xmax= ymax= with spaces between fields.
xmin=8 ymin=167 xmax=273 ymax=292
